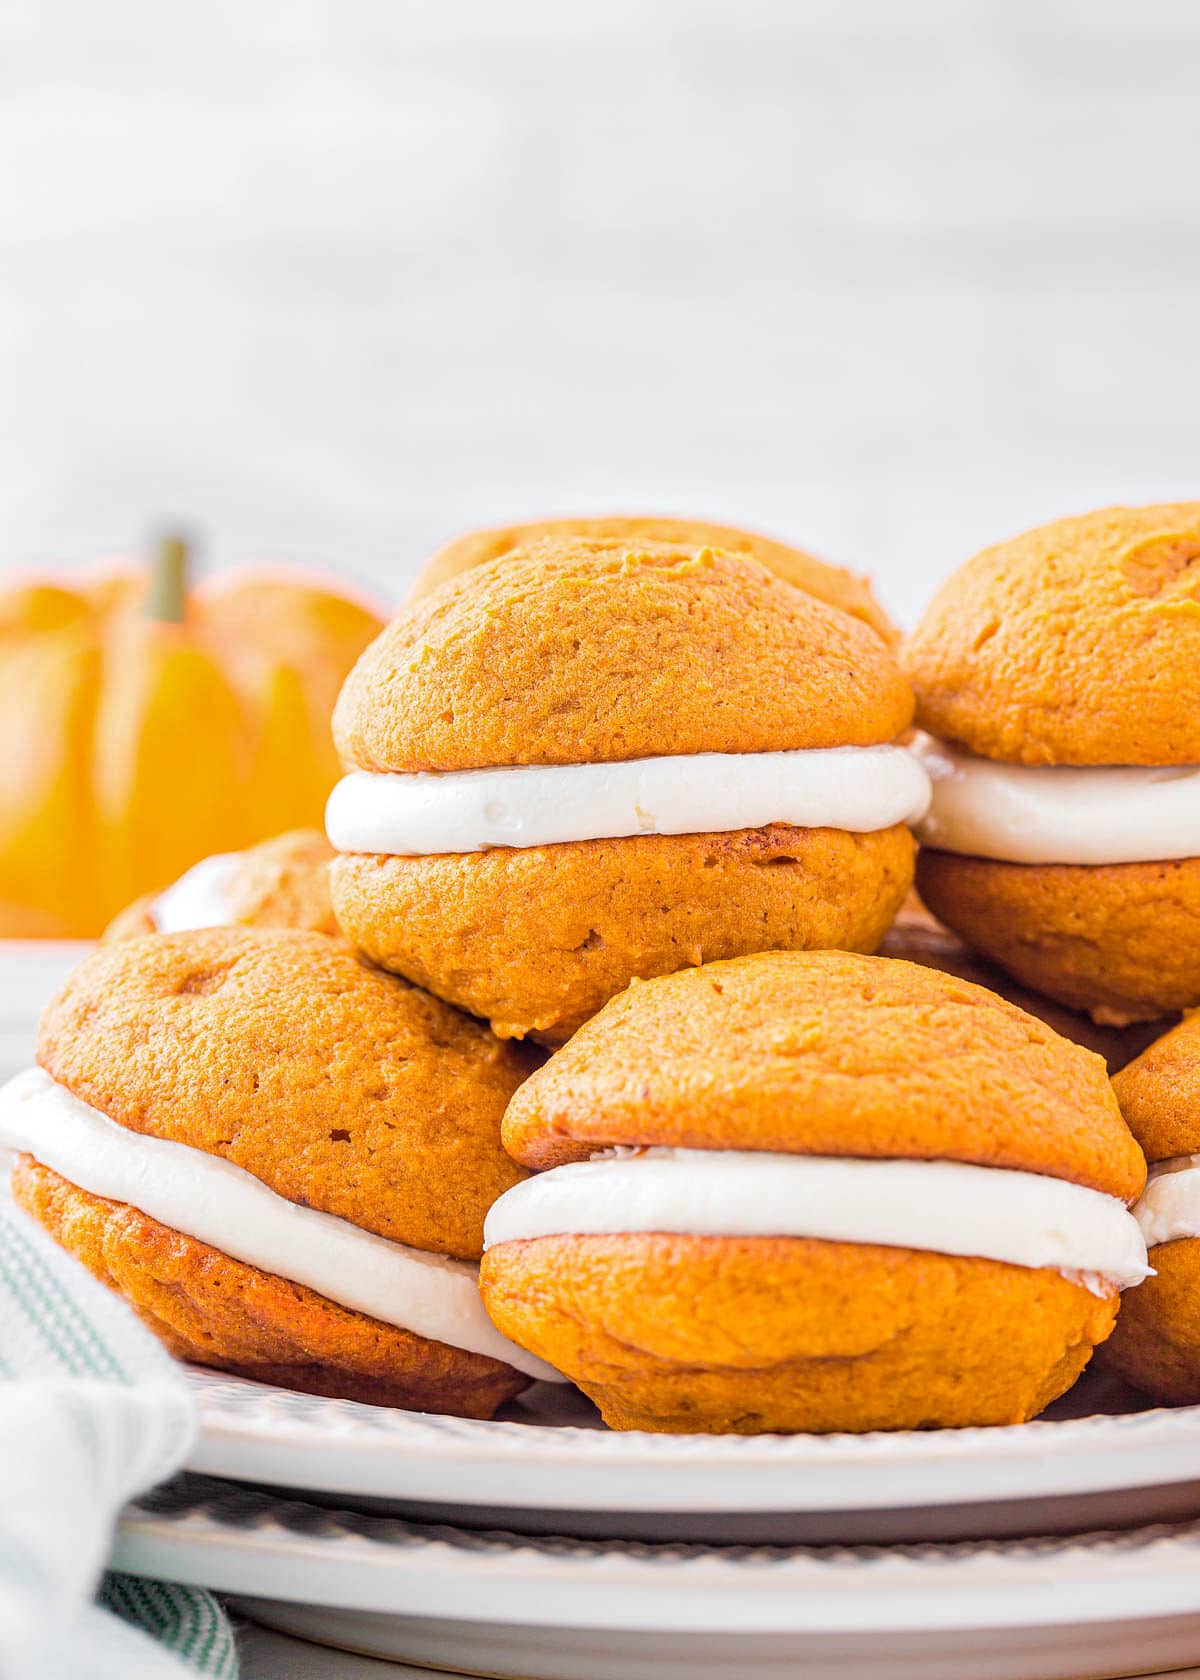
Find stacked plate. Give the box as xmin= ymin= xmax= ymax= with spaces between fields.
xmin=113 ymin=1366 xmax=1200 ymax=1679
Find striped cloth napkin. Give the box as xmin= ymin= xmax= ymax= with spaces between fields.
xmin=0 ymin=1194 xmax=238 ymax=1679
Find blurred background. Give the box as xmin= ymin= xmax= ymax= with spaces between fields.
xmin=1 ymin=0 xmax=1198 ymax=627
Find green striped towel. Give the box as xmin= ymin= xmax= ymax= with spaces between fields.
xmin=0 ymin=1195 xmax=237 ymax=1678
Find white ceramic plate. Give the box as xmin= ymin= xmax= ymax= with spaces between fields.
xmin=236 ymin=1619 xmax=447 ymax=1678
xmin=186 ymin=1366 xmax=1200 ymax=1544
xmin=115 ymin=1474 xmax=1200 ymax=1680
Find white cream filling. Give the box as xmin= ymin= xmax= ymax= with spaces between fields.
xmin=913 ymin=734 xmax=1200 ymax=866
xmin=482 ymin=1148 xmax=1150 ymax=1293
xmin=151 ymin=851 xmax=243 ymax=933
xmin=325 ymin=746 xmax=932 ymax=857
xmin=0 ymin=1068 xmax=560 ymax=1382
xmin=1134 ymin=1154 xmax=1200 ymax=1249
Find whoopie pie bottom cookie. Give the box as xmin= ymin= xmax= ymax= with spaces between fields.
xmin=916 ymin=850 xmax=1200 ymax=1026
xmin=332 ymin=823 xmax=913 ymax=1045
xmin=15 ymin=1159 xmax=527 ymax=1415
xmin=480 ymin=1228 xmax=1121 ymax=1433
xmin=1097 ymin=1238 xmax=1200 ymax=1405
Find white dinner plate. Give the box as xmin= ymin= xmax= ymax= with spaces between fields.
xmin=186 ymin=1365 xmax=1200 ymax=1544
xmin=115 ymin=1473 xmax=1200 ymax=1680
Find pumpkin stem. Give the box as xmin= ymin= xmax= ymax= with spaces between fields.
xmin=145 ymin=530 xmax=191 ymax=623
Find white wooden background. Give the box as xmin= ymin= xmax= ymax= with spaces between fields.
xmin=1 ymin=0 xmax=1198 ymax=627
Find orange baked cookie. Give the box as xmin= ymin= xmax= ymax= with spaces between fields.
xmin=879 ymin=896 xmax=1171 ymax=1072
xmin=913 ymin=852 xmax=1200 ymax=1027
xmin=903 ymin=504 xmax=1200 ymax=1023
xmin=0 ymin=929 xmax=556 ymax=1412
xmin=409 ymin=514 xmax=898 ymax=644
xmin=480 ymin=950 xmax=1149 ymax=1433
xmin=1099 ymin=1015 xmax=1200 ymax=1403
xmin=105 ymin=828 xmax=338 ymax=941
xmin=329 ymin=538 xmax=926 ymax=1042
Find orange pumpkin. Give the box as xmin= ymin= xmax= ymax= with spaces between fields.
xmin=0 ymin=537 xmax=385 ymax=937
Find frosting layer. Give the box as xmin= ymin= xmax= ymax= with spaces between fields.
xmin=914 ymin=735 xmax=1200 ymax=865
xmin=0 ymin=1068 xmax=558 ymax=1381
xmin=1135 ymin=1154 xmax=1200 ymax=1249
xmin=483 ymin=1147 xmax=1149 ymax=1291
xmin=152 ymin=851 xmax=242 ymax=933
xmin=326 ymin=746 xmax=931 ymax=857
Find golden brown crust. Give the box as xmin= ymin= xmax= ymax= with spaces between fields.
xmin=903 ymin=503 xmax=1200 ymax=765
xmin=331 ymin=823 xmax=914 ymax=1045
xmin=37 ymin=928 xmax=533 ymax=1259
xmin=1096 ymin=1237 xmax=1200 ymax=1404
xmin=1111 ymin=1014 xmax=1200 ymax=1162
xmin=500 ymin=948 xmax=1146 ymax=1198
xmin=479 ymin=1233 xmax=1117 ymax=1432
xmin=103 ymin=829 xmax=338 ymax=943
xmin=879 ymin=898 xmax=1170 ymax=1074
xmin=410 ymin=515 xmax=898 ymax=644
xmin=334 ymin=539 xmax=913 ymax=773
xmin=15 ymin=1159 xmax=526 ymax=1416
xmin=916 ymin=849 xmax=1200 ymax=1027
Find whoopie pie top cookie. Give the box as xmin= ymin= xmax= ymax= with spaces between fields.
xmin=105 ymin=829 xmax=337 ymax=941
xmin=904 ymin=503 xmax=1200 ymax=766
xmin=35 ymin=928 xmax=532 ymax=1259
xmin=408 ymin=514 xmax=898 ymax=644
xmin=334 ymin=539 xmax=913 ymax=775
xmin=500 ymin=949 xmax=1147 ymax=1201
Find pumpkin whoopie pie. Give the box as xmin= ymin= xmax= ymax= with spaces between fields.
xmin=0 ymin=928 xmax=557 ymax=1413
xmin=409 ymin=514 xmax=898 ymax=644
xmin=328 ymin=537 xmax=927 ymax=1044
xmin=479 ymin=949 xmax=1148 ymax=1434
xmin=1099 ymin=1014 xmax=1200 ymax=1403
xmin=904 ymin=503 xmax=1200 ymax=1025
xmin=104 ymin=828 xmax=338 ymax=941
